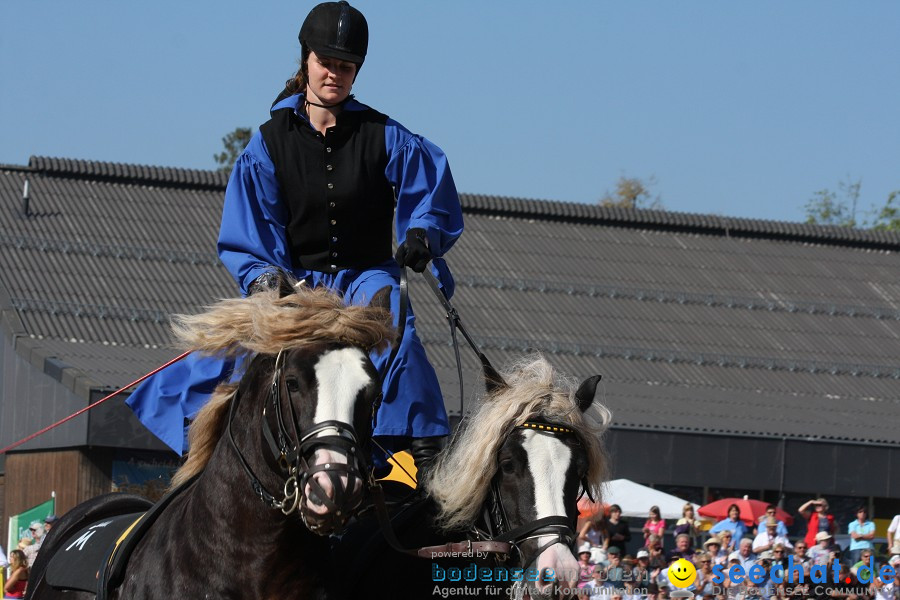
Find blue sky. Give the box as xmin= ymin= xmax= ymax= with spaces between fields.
xmin=2 ymin=1 xmax=898 ymax=224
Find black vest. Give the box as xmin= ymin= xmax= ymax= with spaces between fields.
xmin=260 ymin=106 xmax=395 ymax=273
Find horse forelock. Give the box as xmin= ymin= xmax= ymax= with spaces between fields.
xmin=423 ymin=355 xmax=610 ymax=532
xmin=171 ymin=287 xmax=395 ymax=357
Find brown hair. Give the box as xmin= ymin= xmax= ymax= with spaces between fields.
xmin=284 ymin=47 xmax=310 ymax=96
xmin=9 ymin=549 xmax=28 ymax=570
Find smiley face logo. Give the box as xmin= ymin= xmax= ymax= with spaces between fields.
xmin=668 ymin=558 xmax=697 ymax=588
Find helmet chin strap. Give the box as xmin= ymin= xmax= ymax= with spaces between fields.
xmin=304 ymin=87 xmax=353 ymax=110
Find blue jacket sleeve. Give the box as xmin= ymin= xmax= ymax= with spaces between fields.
xmin=384 ymin=119 xmax=463 ymax=296
xmin=385 ymin=120 xmax=463 ymax=256
xmin=217 ymin=132 xmax=293 ymax=295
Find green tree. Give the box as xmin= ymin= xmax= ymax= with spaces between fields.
xmin=870 ymin=191 xmax=900 ymax=231
xmin=804 ymin=177 xmax=861 ymax=227
xmin=804 ymin=177 xmax=899 ymax=231
xmin=214 ymin=127 xmax=254 ymax=173
xmin=600 ymin=175 xmax=664 ymax=210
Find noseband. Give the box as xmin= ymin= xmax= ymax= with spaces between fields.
xmin=476 ymin=421 xmax=590 ymax=571
xmin=227 ymin=349 xmax=376 ymax=534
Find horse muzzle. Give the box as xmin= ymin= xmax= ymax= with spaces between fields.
xmin=297 ymin=424 xmax=368 ymax=535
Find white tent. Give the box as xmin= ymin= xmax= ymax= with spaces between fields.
xmin=580 ymin=478 xmax=701 ymax=520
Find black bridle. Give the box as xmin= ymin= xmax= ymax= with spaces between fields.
xmin=227 ymin=348 xmax=377 ymax=534
xmin=226 ymin=270 xmax=409 ymax=534
xmin=471 ymin=421 xmax=588 ymax=573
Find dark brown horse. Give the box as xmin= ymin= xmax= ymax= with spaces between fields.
xmin=330 ymin=356 xmax=610 ymax=599
xmin=27 ymin=286 xmax=394 ymax=600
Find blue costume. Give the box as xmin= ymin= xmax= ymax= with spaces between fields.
xmin=128 ymin=93 xmax=463 ymax=457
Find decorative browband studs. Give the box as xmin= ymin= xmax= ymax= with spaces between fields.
xmin=519 ymin=421 xmax=574 ymax=435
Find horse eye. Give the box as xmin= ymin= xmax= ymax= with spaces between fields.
xmin=500 ymin=459 xmax=516 ymax=474
xmin=285 ymin=378 xmax=301 ymax=393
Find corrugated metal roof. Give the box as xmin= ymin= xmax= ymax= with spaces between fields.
xmin=1 ymin=156 xmax=898 ymax=445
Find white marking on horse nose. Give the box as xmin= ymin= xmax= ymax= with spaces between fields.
xmin=313 ymin=347 xmax=371 ymax=431
xmin=522 ymin=430 xmax=578 ymax=589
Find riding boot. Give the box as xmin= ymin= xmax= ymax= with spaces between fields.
xmin=410 ymin=435 xmax=447 ymax=482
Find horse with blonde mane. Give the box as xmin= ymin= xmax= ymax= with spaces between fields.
xmin=27 ymin=285 xmax=394 ymax=600
xmin=330 ymin=355 xmax=610 ymax=599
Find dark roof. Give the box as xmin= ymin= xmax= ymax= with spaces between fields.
xmin=2 ymin=156 xmax=899 ymax=445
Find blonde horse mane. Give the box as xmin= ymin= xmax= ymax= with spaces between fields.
xmin=422 ymin=355 xmax=610 ymax=532
xmin=171 ymin=285 xmax=395 ymax=358
xmin=169 ymin=285 xmax=395 ymax=487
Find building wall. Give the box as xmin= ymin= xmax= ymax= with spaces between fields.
xmin=608 ymin=428 xmax=900 ymax=498
xmin=1 ymin=449 xmax=112 ymax=546
xmin=0 ymin=334 xmax=87 ymax=451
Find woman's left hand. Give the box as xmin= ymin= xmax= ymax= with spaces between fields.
xmin=395 ymin=228 xmax=432 ymax=272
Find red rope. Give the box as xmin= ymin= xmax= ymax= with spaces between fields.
xmin=0 ymin=351 xmax=191 ymax=455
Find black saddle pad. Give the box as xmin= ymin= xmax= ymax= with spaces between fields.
xmin=45 ymin=512 xmax=144 ymax=593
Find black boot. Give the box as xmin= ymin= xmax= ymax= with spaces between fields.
xmin=409 ymin=435 xmax=447 ymax=483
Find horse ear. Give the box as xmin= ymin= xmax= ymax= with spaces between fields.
xmin=368 ymin=286 xmax=393 ymax=311
xmin=481 ymin=354 xmax=508 ymax=395
xmin=574 ymin=375 xmax=602 ymax=412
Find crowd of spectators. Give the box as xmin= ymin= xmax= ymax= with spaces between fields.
xmin=2 ymin=514 xmax=56 ymax=599
xmin=572 ymin=499 xmax=900 ymax=600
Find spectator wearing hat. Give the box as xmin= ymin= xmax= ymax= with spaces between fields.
xmin=606 ymin=546 xmax=625 ymax=588
xmin=848 ymin=506 xmax=876 ymax=566
xmin=755 ymin=504 xmax=789 ymax=537
xmin=754 ymin=551 xmax=779 ymax=598
xmin=576 ymin=542 xmax=596 ymax=589
xmin=721 ymin=553 xmax=743 ymax=596
xmin=703 ymin=536 xmax=727 ymax=566
xmin=752 ymin=516 xmax=793 ymax=554
xmin=43 ymin=515 xmax=58 ymax=534
xmin=809 ymin=531 xmax=834 ymax=566
xmin=634 ymin=549 xmax=652 ymax=587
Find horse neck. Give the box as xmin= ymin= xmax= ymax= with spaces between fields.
xmin=185 ymin=383 xmax=331 ymax=580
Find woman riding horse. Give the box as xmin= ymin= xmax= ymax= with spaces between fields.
xmin=127 ymin=0 xmax=462 ymax=475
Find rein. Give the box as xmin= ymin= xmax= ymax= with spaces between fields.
xmin=371 ymin=420 xmax=582 ymax=569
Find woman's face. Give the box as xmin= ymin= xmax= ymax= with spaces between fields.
xmin=305 ymin=50 xmax=357 ymax=105
xmin=728 ymin=507 xmax=739 ymax=519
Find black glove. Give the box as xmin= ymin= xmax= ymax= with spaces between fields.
xmin=247 ymin=270 xmax=296 ymax=297
xmin=395 ymin=228 xmax=432 ymax=273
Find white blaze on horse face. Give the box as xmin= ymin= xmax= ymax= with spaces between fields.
xmin=522 ymin=430 xmax=580 ymax=591
xmin=304 ymin=347 xmax=372 ymax=514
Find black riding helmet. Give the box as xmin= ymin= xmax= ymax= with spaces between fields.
xmin=300 ymin=1 xmax=368 ymax=67
xmin=272 ymin=2 xmax=368 ymax=108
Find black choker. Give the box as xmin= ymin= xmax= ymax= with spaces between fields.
xmin=305 ymin=95 xmax=354 ymax=109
